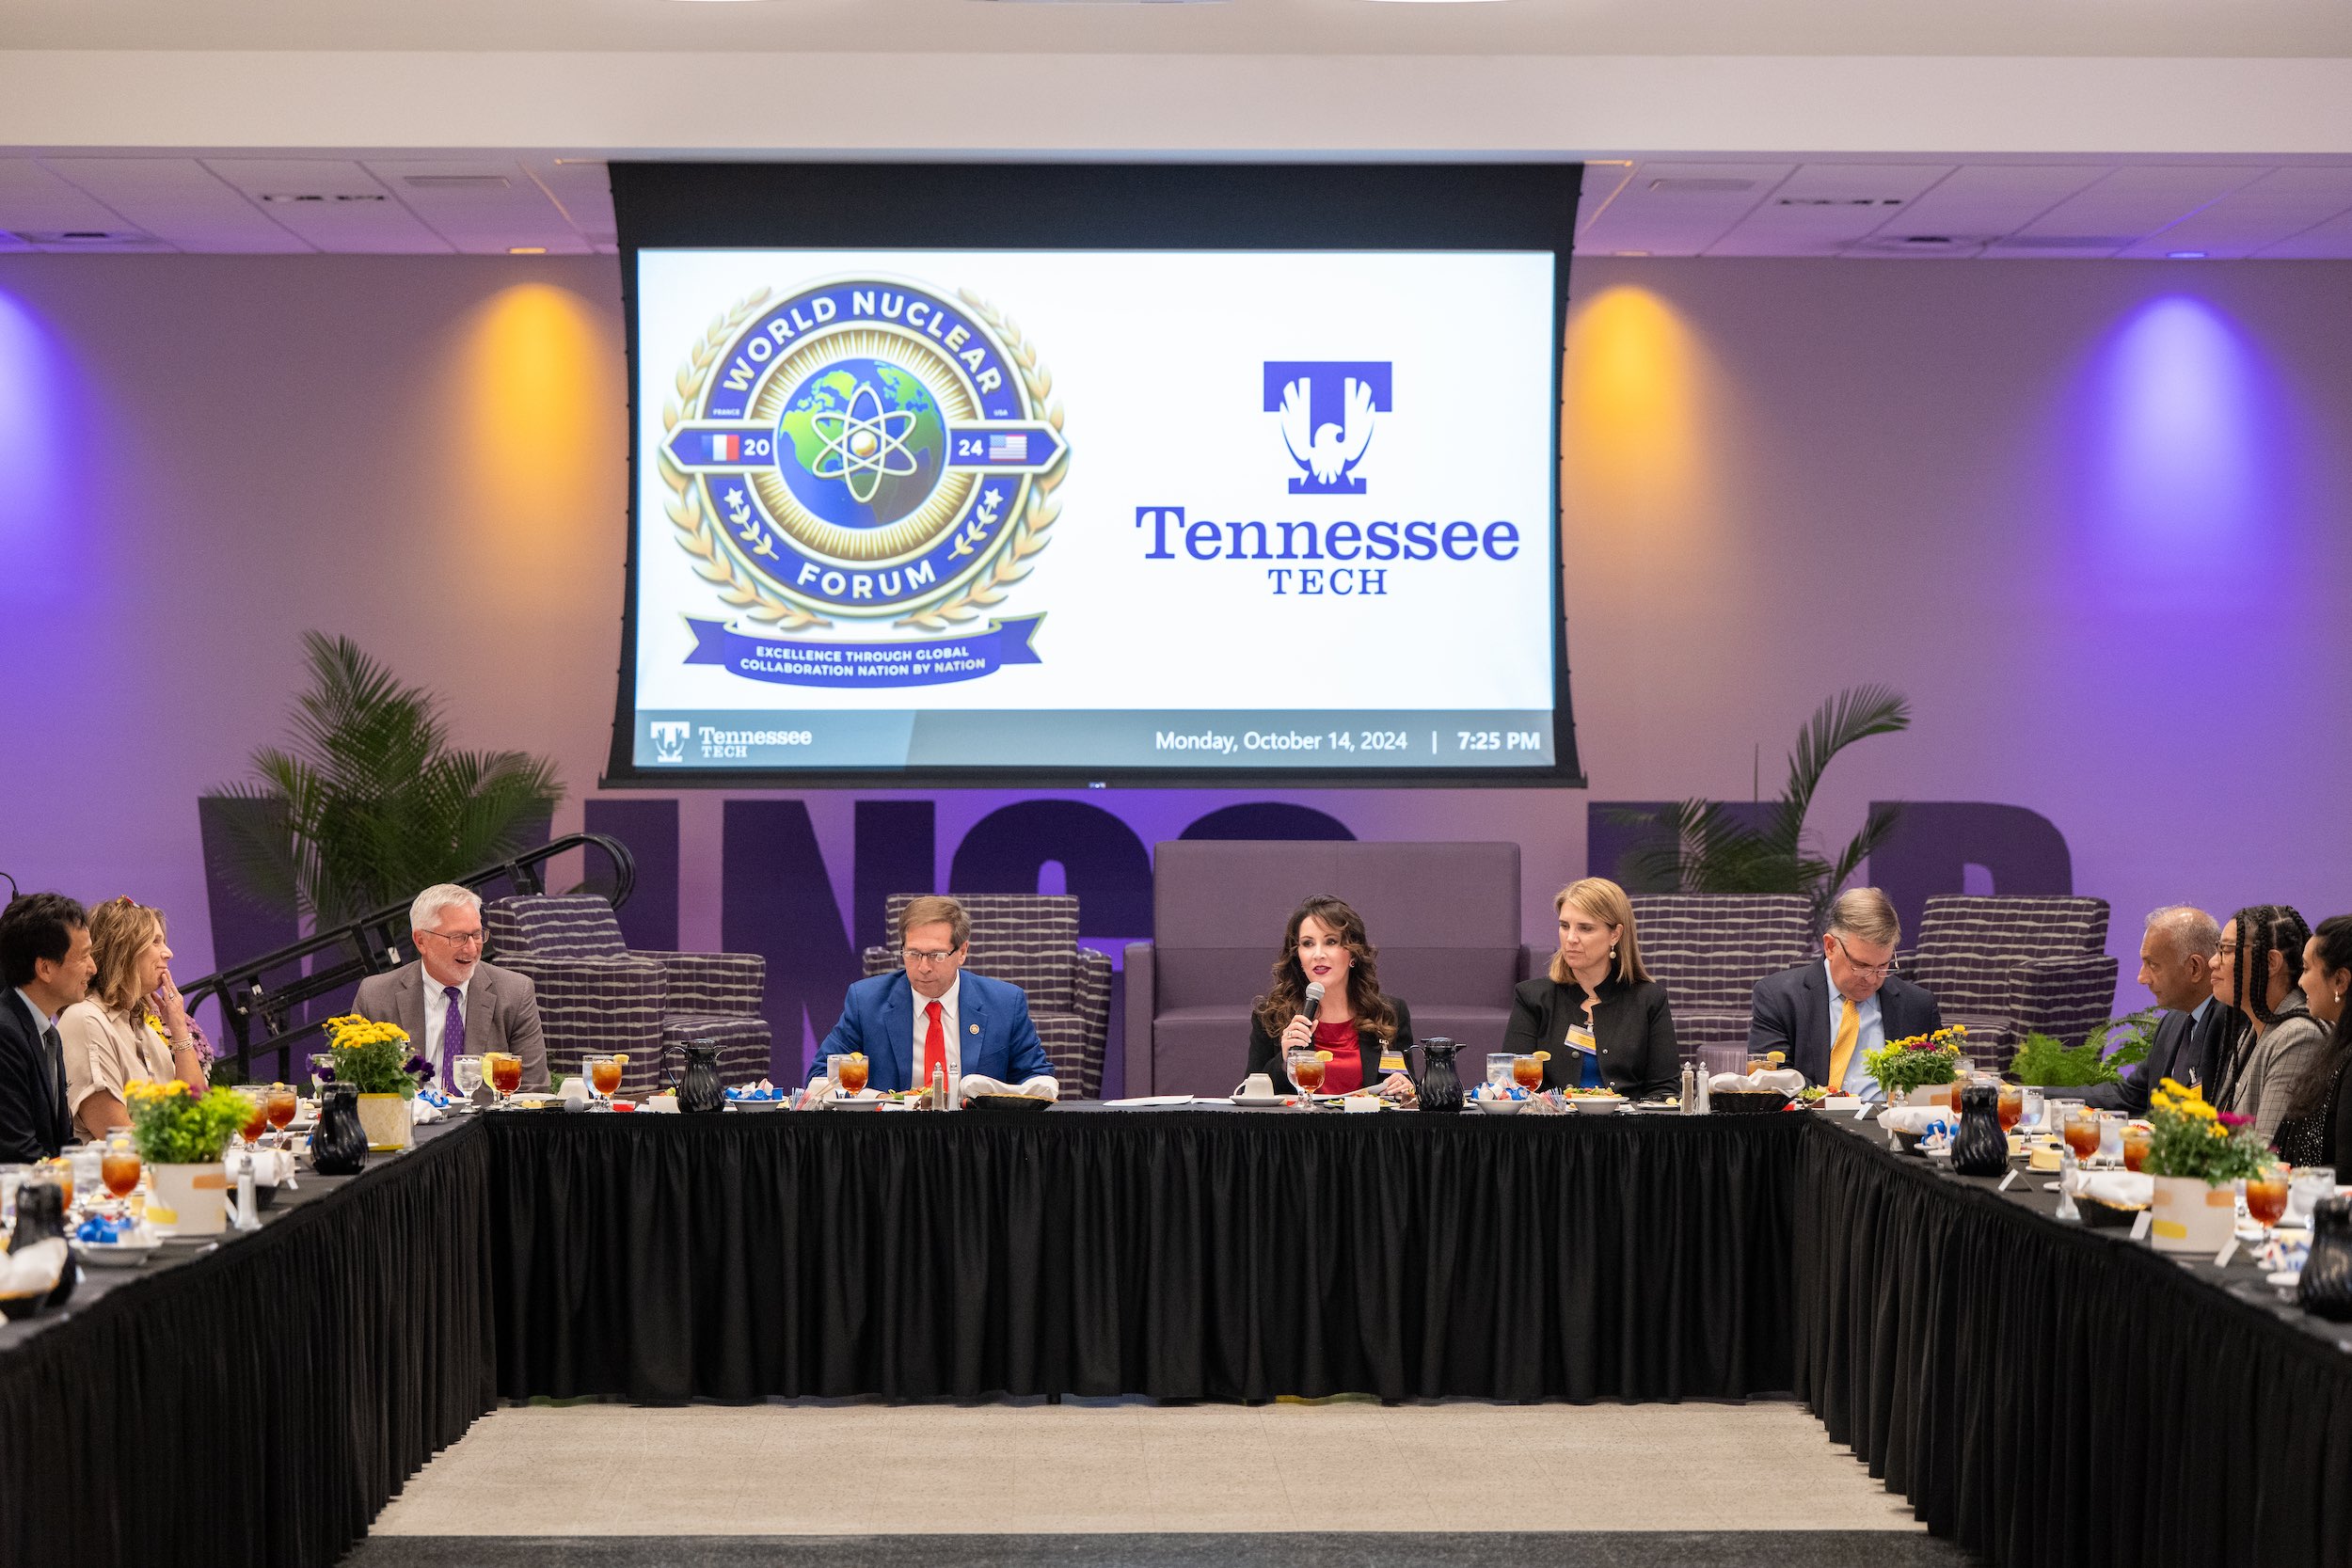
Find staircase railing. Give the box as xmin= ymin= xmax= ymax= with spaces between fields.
xmin=177 ymin=832 xmax=635 ymax=1084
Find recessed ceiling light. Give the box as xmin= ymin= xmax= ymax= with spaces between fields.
xmin=1613 ymin=251 xmax=1651 ymax=257
xmin=508 ymin=246 xmax=548 ymax=255
xmin=2168 ymin=250 xmax=2208 ymax=260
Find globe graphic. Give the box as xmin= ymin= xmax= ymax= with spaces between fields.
xmin=774 ymin=359 xmax=946 ymax=530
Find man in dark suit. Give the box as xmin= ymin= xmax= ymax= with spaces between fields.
xmin=1751 ymin=886 xmax=1943 ymax=1101
xmin=2083 ymin=906 xmax=2222 ymax=1115
xmin=352 ymin=884 xmax=548 ymax=1091
xmin=809 ymin=895 xmax=1052 ymax=1098
xmin=0 ymin=894 xmax=95 ymax=1163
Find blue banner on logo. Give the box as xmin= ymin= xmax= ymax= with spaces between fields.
xmin=684 ymin=616 xmax=1043 ymax=688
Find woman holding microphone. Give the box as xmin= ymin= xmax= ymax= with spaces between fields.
xmin=1245 ymin=895 xmax=1418 ymax=1101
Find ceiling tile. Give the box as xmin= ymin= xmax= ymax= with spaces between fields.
xmin=1577 ymin=162 xmax=1792 ymax=257
xmin=2008 ymin=165 xmax=2270 ymax=249
xmin=40 ymin=158 xmax=308 ymax=253
xmin=1705 ymin=163 xmax=1951 ymax=256
xmin=199 ymin=159 xmax=453 ymax=253
xmin=1852 ymin=164 xmax=2108 ymax=247
xmin=362 ymin=158 xmax=592 ymax=255
xmin=0 ymin=157 xmax=134 ymax=234
xmin=2117 ymin=165 xmax=2352 ymax=258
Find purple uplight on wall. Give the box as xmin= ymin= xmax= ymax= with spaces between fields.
xmin=0 ymin=289 xmax=78 ymax=600
xmin=2077 ymin=293 xmax=2281 ymax=602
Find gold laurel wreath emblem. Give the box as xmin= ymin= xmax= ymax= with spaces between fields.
xmin=659 ymin=287 xmax=825 ymax=631
xmin=661 ymin=286 xmax=1068 ymax=635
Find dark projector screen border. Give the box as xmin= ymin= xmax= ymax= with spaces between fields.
xmin=603 ymin=160 xmax=1584 ymax=789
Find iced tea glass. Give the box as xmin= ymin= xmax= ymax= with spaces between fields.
xmin=588 ymin=1055 xmax=623 ymax=1102
xmin=1512 ymin=1054 xmax=1545 ymax=1093
xmin=239 ymin=1087 xmax=271 ymax=1145
xmin=101 ymin=1130 xmax=140 ymax=1203
xmin=836 ymin=1054 xmax=869 ymax=1097
xmin=266 ymin=1082 xmax=299 ymax=1139
xmin=488 ymin=1053 xmax=523 ymax=1099
xmin=2246 ymin=1168 xmax=2290 ymax=1233
xmin=2122 ymin=1125 xmax=2151 ymax=1173
xmin=1286 ymin=1048 xmax=1327 ymax=1104
xmin=2063 ymin=1107 xmax=2102 ymax=1165
xmin=1996 ymin=1083 xmax=2024 ymax=1132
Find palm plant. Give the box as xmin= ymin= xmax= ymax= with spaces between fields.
xmin=1617 ymin=686 xmax=1912 ymax=931
xmin=218 ymin=633 xmax=564 ymax=927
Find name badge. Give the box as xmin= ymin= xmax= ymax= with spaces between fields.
xmin=1565 ymin=1025 xmax=1597 ymax=1055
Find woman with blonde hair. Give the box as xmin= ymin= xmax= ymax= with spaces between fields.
xmin=1503 ymin=878 xmax=1680 ymax=1098
xmin=57 ymin=897 xmax=209 ymax=1139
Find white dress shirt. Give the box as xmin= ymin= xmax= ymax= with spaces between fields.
xmin=1829 ymin=960 xmax=1889 ymax=1103
xmin=911 ymin=974 xmax=963 ymax=1102
xmin=421 ymin=968 xmax=472 ymax=1080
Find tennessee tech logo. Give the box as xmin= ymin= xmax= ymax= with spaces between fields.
xmin=660 ymin=277 xmax=1069 ymax=632
xmin=1263 ymin=360 xmax=1392 ymax=495
xmin=647 ymin=721 xmax=690 ymax=764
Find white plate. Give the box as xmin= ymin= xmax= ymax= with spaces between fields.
xmin=828 ymin=1096 xmax=888 ymax=1111
xmin=1228 ymin=1094 xmax=1290 ymax=1108
xmin=727 ymin=1099 xmax=789 ymax=1113
xmin=1567 ymin=1096 xmax=1627 ymax=1117
xmin=71 ymin=1237 xmax=160 ymax=1267
xmin=1474 ymin=1097 xmax=1526 ymax=1116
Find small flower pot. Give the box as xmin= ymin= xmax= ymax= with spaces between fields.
xmin=356 ymin=1093 xmax=414 ymax=1152
xmin=150 ymin=1162 xmax=230 ymax=1236
xmin=2149 ymin=1175 xmax=2237 ymax=1253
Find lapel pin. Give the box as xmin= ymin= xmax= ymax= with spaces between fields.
xmin=969 ymin=1022 xmax=979 ymax=1034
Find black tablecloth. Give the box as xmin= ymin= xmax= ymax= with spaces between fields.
xmin=1797 ymin=1115 xmax=2352 ymax=1568
xmin=0 ymin=1120 xmax=494 ymax=1568
xmin=486 ymin=1109 xmax=1803 ymax=1405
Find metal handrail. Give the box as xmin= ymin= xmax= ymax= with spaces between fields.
xmin=176 ymin=832 xmax=636 ymax=1082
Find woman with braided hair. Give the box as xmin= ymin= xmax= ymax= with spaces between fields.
xmin=2272 ymin=917 xmax=2352 ymax=1169
xmin=2210 ymin=904 xmax=2324 ymax=1142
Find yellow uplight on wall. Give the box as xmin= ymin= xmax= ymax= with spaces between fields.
xmin=449 ymin=282 xmax=617 ymax=574
xmin=1562 ymin=283 xmax=1714 ymax=546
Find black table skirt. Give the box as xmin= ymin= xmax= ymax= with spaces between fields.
xmin=485 ymin=1110 xmax=1802 ymax=1405
xmin=1796 ymin=1117 xmax=2352 ymax=1568
xmin=0 ymin=1120 xmax=494 ymax=1568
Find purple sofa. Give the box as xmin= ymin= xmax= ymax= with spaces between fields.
xmin=1123 ymin=840 xmax=1534 ymax=1099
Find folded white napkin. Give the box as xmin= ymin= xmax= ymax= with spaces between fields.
xmin=2079 ymin=1172 xmax=2153 ymax=1207
xmin=958 ymin=1074 xmax=1060 ymax=1101
xmin=1880 ymin=1106 xmax=1958 ymax=1135
xmin=409 ymin=1097 xmax=445 ymax=1126
xmin=0 ymin=1237 xmax=67 ymax=1301
xmin=232 ymin=1148 xmax=295 ymax=1186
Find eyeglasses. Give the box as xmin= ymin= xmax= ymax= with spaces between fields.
xmin=1830 ymin=935 xmax=1898 ymax=980
xmin=901 ymin=947 xmax=961 ymax=967
xmin=418 ymin=928 xmax=485 ymax=950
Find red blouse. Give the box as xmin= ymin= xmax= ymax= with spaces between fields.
xmin=1312 ymin=1019 xmax=1364 ymax=1094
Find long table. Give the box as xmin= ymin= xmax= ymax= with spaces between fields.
xmin=2 ymin=1107 xmax=2347 ymax=1568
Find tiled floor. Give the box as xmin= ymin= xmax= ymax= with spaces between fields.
xmin=371 ymin=1399 xmax=1927 ymax=1537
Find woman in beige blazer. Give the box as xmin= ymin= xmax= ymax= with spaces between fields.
xmin=58 ymin=897 xmax=209 ymax=1140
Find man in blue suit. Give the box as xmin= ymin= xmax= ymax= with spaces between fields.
xmin=810 ymin=895 xmax=1053 ymax=1100
xmin=1751 ymin=886 xmax=1944 ymax=1101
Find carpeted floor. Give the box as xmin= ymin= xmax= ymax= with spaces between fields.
xmin=342 ymin=1530 xmax=1983 ymax=1567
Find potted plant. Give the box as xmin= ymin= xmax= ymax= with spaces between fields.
xmin=2142 ymin=1079 xmax=2272 ymax=1254
xmin=315 ymin=1014 xmax=432 ymax=1151
xmin=1866 ymin=1025 xmax=1969 ymax=1105
xmin=2009 ymin=1010 xmax=2157 ymax=1091
xmin=123 ymin=1080 xmax=254 ymax=1235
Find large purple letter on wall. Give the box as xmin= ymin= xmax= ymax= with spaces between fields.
xmin=1868 ymin=801 xmax=2073 ymax=941
xmin=722 ymin=800 xmax=861 ymax=1078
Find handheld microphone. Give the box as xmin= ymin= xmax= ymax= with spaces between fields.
xmin=1303 ymin=980 xmax=1326 ymax=1024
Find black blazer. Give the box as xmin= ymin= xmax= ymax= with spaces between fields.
xmin=1502 ymin=974 xmax=1680 ymax=1099
xmin=2081 ymin=1005 xmax=2206 ymax=1115
xmin=0 ymin=990 xmax=71 ymax=1164
xmin=1247 ymin=998 xmax=1413 ymax=1093
xmin=1749 ymin=960 xmax=1944 ymax=1088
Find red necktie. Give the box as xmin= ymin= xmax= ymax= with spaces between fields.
xmin=923 ymin=1000 xmax=946 ymax=1087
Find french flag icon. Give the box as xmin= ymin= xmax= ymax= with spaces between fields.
xmin=707 ymin=433 xmax=742 ymax=462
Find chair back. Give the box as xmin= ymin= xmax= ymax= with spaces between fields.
xmin=485 ymin=894 xmax=630 ymax=960
xmin=1910 ymin=895 xmax=2111 ymax=1013
xmin=881 ymin=893 xmax=1080 ymax=1010
xmin=1629 ymin=894 xmax=1817 ymax=1010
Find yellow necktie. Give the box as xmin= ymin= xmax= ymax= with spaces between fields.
xmin=1828 ymin=997 xmax=1860 ymax=1090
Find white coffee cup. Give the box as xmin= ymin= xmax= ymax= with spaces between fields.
xmin=1233 ymin=1073 xmax=1276 ymax=1100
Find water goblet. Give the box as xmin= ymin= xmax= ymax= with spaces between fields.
xmin=2286 ymin=1165 xmax=2337 ymax=1227
xmin=1486 ymin=1053 xmax=1514 ymax=1092
xmin=451 ymin=1053 xmax=485 ymax=1105
xmin=2097 ymin=1111 xmax=2125 ymax=1168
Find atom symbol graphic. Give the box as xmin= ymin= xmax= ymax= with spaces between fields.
xmin=808 ymin=379 xmax=920 ymax=504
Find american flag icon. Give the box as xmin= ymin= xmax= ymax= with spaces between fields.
xmin=988 ymin=432 xmax=1028 ymax=462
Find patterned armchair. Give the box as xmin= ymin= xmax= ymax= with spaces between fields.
xmin=484 ymin=895 xmax=771 ymax=1096
xmin=1901 ymin=895 xmax=2117 ymax=1069
xmin=1629 ymin=895 xmax=1818 ymax=1076
xmin=860 ymin=894 xmax=1112 ymax=1100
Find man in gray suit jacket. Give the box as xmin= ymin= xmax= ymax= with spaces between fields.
xmin=2083 ymin=906 xmax=2221 ymax=1115
xmin=352 ymin=884 xmax=548 ymax=1092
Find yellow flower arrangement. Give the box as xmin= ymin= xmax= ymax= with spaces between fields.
xmin=2144 ymin=1078 xmax=2272 ymax=1181
xmin=124 ymin=1077 xmax=249 ymax=1164
xmin=316 ymin=1014 xmax=429 ymax=1097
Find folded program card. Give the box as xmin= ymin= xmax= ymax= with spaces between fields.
xmin=958 ymin=1075 xmax=1059 ymax=1101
